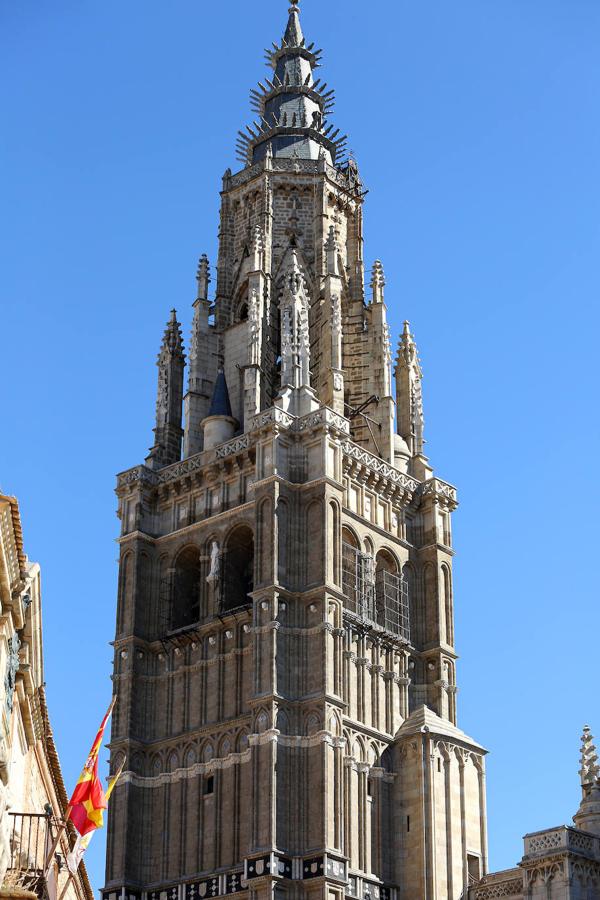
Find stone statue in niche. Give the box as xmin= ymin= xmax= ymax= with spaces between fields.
xmin=4 ymin=632 xmax=20 ymax=714
xmin=206 ymin=542 xmax=221 ymax=585
xmin=248 ymin=288 xmax=260 ymax=365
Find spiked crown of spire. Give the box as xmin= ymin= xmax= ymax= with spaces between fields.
xmin=238 ymin=0 xmax=347 ymax=167
xmin=158 ymin=310 xmax=185 ymax=361
xmin=397 ymin=321 xmax=422 ymax=374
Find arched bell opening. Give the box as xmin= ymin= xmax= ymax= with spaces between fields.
xmin=171 ymin=546 xmax=202 ymax=631
xmin=221 ymin=525 xmax=255 ymax=612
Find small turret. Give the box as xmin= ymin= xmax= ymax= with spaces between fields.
xmin=146 ymin=310 xmax=186 ymax=469
xmin=202 ymin=371 xmax=238 ymax=451
xmin=574 ymin=725 xmax=600 ymax=836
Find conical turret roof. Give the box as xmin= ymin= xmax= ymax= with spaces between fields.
xmin=208 ymin=370 xmax=233 ymax=418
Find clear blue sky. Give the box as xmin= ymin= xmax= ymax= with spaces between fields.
xmin=1 ymin=0 xmax=599 ymax=891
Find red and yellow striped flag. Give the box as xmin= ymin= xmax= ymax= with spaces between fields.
xmin=68 ymin=697 xmax=116 ymax=837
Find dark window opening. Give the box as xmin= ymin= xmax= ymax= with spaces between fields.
xmin=468 ymin=854 xmax=481 ymax=884
xmin=171 ymin=547 xmax=201 ymax=631
xmin=221 ymin=526 xmax=254 ymax=612
xmin=203 ymin=775 xmax=214 ymax=796
xmin=406 ymin=816 xmax=410 ymax=833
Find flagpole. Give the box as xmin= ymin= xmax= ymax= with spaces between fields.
xmin=58 ymin=873 xmax=74 ymax=900
xmin=44 ymin=696 xmax=117 ymax=879
xmin=43 ymin=804 xmax=72 ymax=879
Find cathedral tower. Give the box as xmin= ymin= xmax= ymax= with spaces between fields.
xmin=105 ymin=4 xmax=488 ymax=900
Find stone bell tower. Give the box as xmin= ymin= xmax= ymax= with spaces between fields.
xmin=104 ymin=4 xmax=488 ymax=900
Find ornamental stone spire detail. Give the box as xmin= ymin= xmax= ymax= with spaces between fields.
xmin=395 ymin=321 xmax=430 ymax=477
xmin=580 ymin=726 xmax=600 ymax=789
xmin=276 ymin=250 xmax=317 ymax=415
xmin=146 ymin=310 xmax=185 ymax=469
xmin=574 ymin=724 xmax=600 ymax=836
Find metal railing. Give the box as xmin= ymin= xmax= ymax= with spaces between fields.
xmin=6 ymin=811 xmax=59 ymax=897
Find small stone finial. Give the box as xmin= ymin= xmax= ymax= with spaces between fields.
xmin=196 ymin=254 xmax=210 ymax=301
xmin=371 ymin=260 xmax=386 ymax=304
xmin=284 ymin=0 xmax=303 ymax=46
xmin=580 ymin=725 xmax=600 ymax=789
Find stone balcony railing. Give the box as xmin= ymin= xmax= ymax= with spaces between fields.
xmin=468 ymin=868 xmax=523 ymax=899
xmin=523 ymin=825 xmax=600 ymax=860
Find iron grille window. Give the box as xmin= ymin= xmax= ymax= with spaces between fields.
xmin=342 ymin=542 xmax=410 ymax=641
xmin=375 ymin=569 xmax=410 ymax=641
xmin=342 ymin=543 xmax=375 ymax=619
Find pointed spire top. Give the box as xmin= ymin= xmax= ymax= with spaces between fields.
xmin=159 ymin=309 xmax=185 ymax=360
xmin=397 ymin=321 xmax=421 ymax=373
xmin=284 ymin=0 xmax=304 ymax=47
xmin=196 ymin=254 xmax=210 ymax=301
xmin=371 ymin=260 xmax=386 ymax=304
xmin=208 ymin=370 xmax=233 ymax=419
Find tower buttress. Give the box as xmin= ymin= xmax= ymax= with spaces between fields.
xmin=146 ymin=310 xmax=185 ymax=469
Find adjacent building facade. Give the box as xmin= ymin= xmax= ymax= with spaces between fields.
xmin=0 ymin=493 xmax=93 ymax=900
xmin=102 ymin=3 xmax=600 ymax=900
xmin=470 ymin=726 xmax=600 ymax=900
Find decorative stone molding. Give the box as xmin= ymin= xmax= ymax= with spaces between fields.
xmin=121 ymin=747 xmax=253 ymax=787
xmin=419 ymin=478 xmax=458 ymax=509
xmin=216 ymin=436 xmax=250 ymax=459
xmin=116 ymin=466 xmax=158 ymax=488
xmin=471 ymin=877 xmax=523 ymax=898
xmin=341 ymin=441 xmax=419 ymax=494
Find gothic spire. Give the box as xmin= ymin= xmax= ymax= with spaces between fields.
xmin=238 ymin=0 xmax=347 ymax=167
xmin=146 ymin=310 xmax=186 ymax=469
xmin=284 ymin=0 xmax=304 ymax=47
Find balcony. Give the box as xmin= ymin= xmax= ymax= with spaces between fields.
xmin=5 ymin=812 xmax=60 ymax=899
